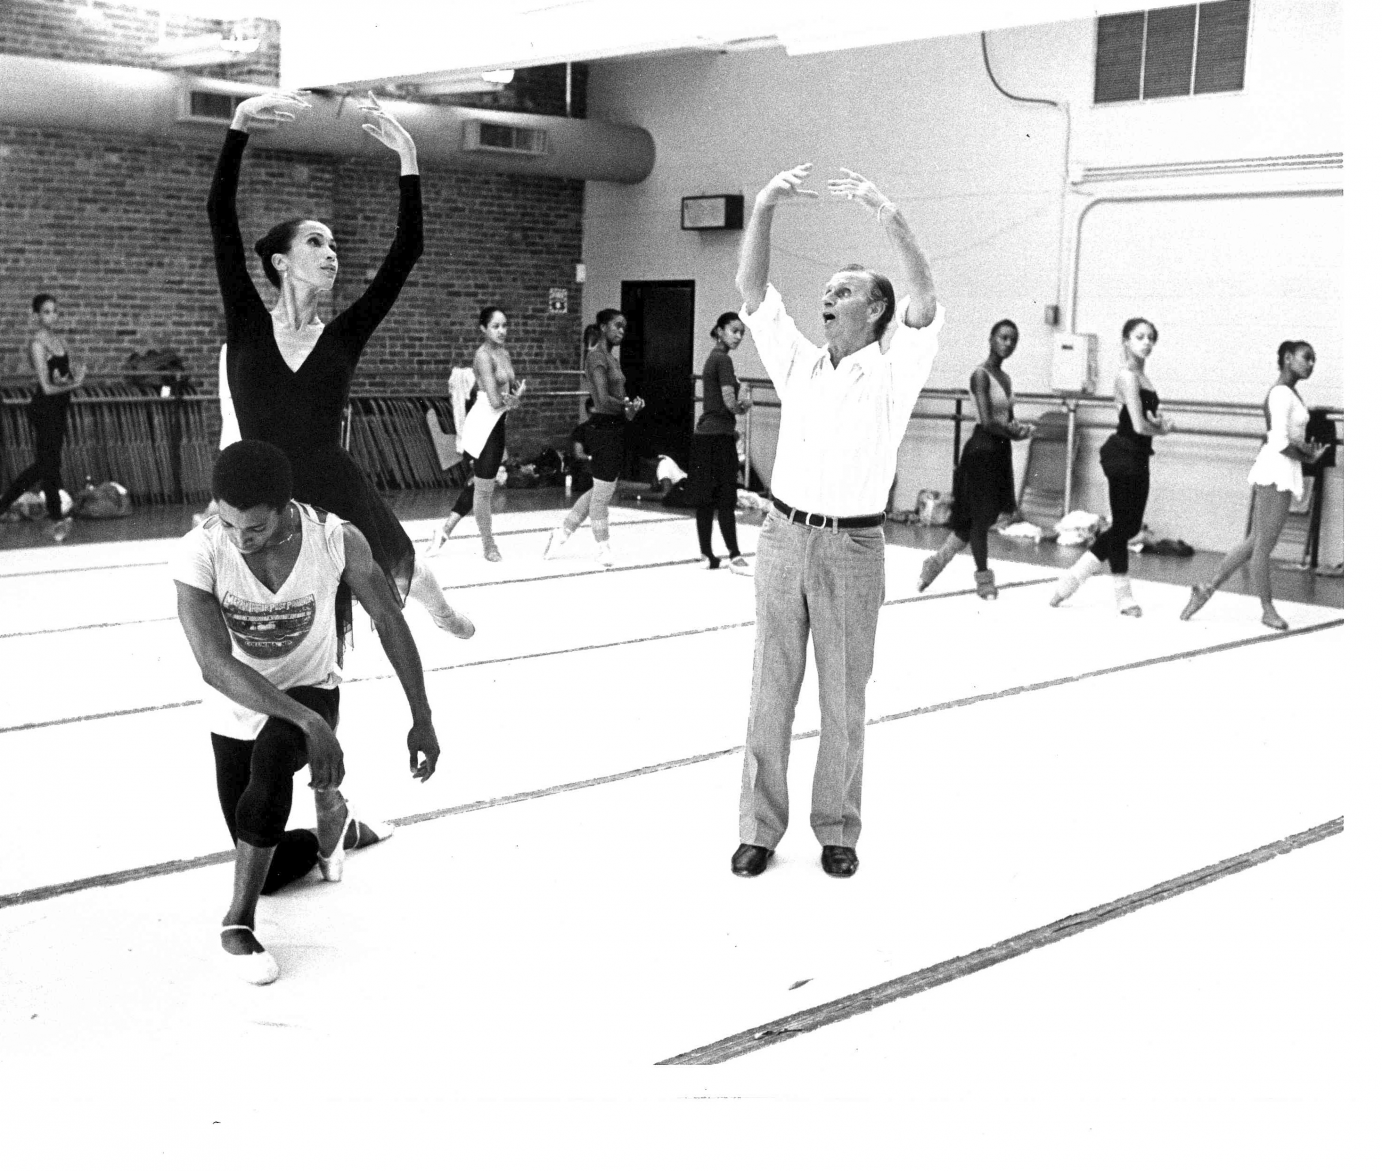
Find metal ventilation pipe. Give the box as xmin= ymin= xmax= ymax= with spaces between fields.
xmin=0 ymin=54 xmax=655 ymax=184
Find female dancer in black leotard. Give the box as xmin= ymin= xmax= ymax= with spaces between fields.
xmin=1050 ymin=317 xmax=1174 ymax=616
xmin=543 ymin=309 xmax=643 ymax=568
xmin=917 ymin=319 xmax=1033 ymax=599
xmin=0 ymin=294 xmax=87 ymax=542
xmin=207 ymin=90 xmax=472 ymax=639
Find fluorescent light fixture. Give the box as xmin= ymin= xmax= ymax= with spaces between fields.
xmin=480 ymin=69 xmax=516 ymax=83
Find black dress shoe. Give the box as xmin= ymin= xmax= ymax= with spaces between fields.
xmin=731 ymin=843 xmax=773 ymax=877
xmin=821 ymin=845 xmax=859 ymax=878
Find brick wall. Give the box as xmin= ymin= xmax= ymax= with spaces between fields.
xmin=0 ymin=122 xmax=589 ymax=462
xmin=0 ymin=0 xmax=281 ymax=85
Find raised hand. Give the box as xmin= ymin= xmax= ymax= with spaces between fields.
xmin=358 ymin=91 xmax=417 ymax=162
xmin=827 ymin=168 xmax=891 ymax=214
xmin=231 ymin=90 xmax=311 ymax=133
xmin=758 ymin=163 xmax=819 ymax=208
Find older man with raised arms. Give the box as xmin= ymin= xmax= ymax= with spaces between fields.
xmin=731 ymin=163 xmax=943 ymax=879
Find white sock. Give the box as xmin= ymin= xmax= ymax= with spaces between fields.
xmin=1112 ymin=574 xmax=1138 ymax=612
xmin=1051 ymin=551 xmax=1101 ymax=604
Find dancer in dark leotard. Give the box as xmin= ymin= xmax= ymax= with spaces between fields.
xmin=207 ymin=90 xmax=472 ymax=639
xmin=1050 ymin=317 xmax=1174 ymax=616
xmin=917 ymin=319 xmax=1033 ymax=599
xmin=0 ymin=294 xmax=87 ymax=541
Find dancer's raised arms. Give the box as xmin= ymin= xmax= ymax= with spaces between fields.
xmin=829 ymin=168 xmax=936 ymax=328
xmin=229 ymin=90 xmax=311 ymax=133
xmin=358 ymin=91 xmax=418 ymax=176
xmin=736 ymin=164 xmax=817 ymax=312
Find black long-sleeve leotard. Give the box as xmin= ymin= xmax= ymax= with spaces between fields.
xmin=207 ymin=127 xmax=421 ymax=609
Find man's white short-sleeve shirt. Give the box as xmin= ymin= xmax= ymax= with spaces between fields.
xmin=742 ymin=283 xmax=944 ymax=517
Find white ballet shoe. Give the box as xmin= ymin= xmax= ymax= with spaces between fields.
xmin=220 ymin=926 xmax=279 ymax=985
xmin=317 ymin=814 xmax=347 ymax=882
xmin=595 ymin=541 xmax=615 ymax=568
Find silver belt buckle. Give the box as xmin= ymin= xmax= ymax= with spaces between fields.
xmin=807 ymin=511 xmax=829 ymax=530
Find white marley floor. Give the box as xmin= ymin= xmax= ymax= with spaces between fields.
xmin=0 ymin=507 xmax=1360 ymax=1166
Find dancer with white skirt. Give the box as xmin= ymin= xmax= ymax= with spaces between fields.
xmin=1180 ymin=340 xmax=1327 ymax=630
xmin=429 ymin=307 xmax=525 ymax=559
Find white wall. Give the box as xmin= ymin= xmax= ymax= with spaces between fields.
xmin=582 ymin=0 xmax=1344 ymax=557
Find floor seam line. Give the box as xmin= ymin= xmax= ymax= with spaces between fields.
xmin=0 ymin=612 xmax=1342 ymax=909
xmin=654 ymin=816 xmax=1345 ymax=1065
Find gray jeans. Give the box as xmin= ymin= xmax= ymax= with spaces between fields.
xmin=738 ymin=510 xmax=886 ymax=849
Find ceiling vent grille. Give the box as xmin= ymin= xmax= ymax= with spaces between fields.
xmin=179 ymin=88 xmax=245 ymax=125
xmin=461 ymin=121 xmax=548 ymax=157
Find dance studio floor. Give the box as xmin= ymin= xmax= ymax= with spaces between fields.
xmin=0 ymin=499 xmax=1356 ymax=1165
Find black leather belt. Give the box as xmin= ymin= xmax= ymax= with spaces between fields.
xmin=772 ymin=496 xmax=885 ymax=531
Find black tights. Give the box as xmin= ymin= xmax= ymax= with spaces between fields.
xmin=949 ymin=521 xmax=990 ymax=572
xmin=1089 ymin=472 xmax=1150 ymax=575
xmin=210 ymin=686 xmax=340 ymax=850
xmin=0 ymin=393 xmax=70 ymax=521
xmin=696 ymin=505 xmax=740 ymax=560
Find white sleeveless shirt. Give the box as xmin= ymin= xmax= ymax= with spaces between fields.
xmin=171 ymin=502 xmax=346 ymax=739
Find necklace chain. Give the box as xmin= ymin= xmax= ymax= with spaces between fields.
xmin=262 ymin=504 xmax=298 ymax=549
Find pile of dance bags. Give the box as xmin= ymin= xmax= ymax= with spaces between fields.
xmin=124 ymin=348 xmax=196 ymax=396
xmin=4 ymin=481 xmax=134 ymax=522
xmin=499 ymin=447 xmax=567 ymax=490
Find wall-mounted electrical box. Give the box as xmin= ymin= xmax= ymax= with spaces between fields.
xmin=1051 ymin=333 xmax=1097 ymax=394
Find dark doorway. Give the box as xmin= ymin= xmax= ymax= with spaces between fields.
xmin=619 ymin=280 xmax=695 ymax=472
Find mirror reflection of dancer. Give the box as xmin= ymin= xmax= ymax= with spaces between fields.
xmin=207 ymin=90 xmax=475 ymax=641
xmin=428 ymin=307 xmax=525 ymax=560
xmin=543 ymin=309 xmax=644 ymax=568
xmin=0 ymin=294 xmax=87 ymax=542
xmin=690 ymin=312 xmax=753 ymax=573
xmin=730 ymin=165 xmax=942 ymax=880
xmin=1180 ymin=341 xmax=1327 ymax=631
xmin=1050 ymin=318 xmax=1174 ymax=616
xmin=917 ymin=319 xmax=1034 ymax=598
xmin=173 ymin=441 xmax=440 ymax=985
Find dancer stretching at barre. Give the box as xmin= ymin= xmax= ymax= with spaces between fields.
xmin=1180 ymin=340 xmax=1328 ymax=631
xmin=544 ymin=309 xmax=644 ymax=568
xmin=917 ymin=319 xmax=1033 ymax=599
xmin=207 ymin=90 xmax=474 ymax=644
xmin=174 ymin=441 xmax=439 ymax=985
xmin=429 ymin=306 xmax=526 ymax=560
xmin=731 ymin=164 xmax=942 ymax=880
xmin=1050 ymin=317 xmax=1174 ymax=616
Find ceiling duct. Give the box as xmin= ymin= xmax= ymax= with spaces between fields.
xmin=0 ymin=55 xmax=654 ymax=184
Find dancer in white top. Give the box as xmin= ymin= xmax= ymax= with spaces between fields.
xmin=173 ymin=440 xmax=439 ymax=984
xmin=1180 ymin=340 xmax=1328 ymax=630
xmin=193 ymin=344 xmax=240 ymax=525
xmin=429 ymin=307 xmax=525 ymax=560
